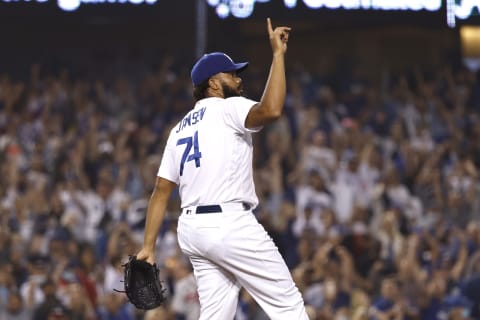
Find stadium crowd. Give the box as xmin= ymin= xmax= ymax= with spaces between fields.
xmin=0 ymin=52 xmax=480 ymax=320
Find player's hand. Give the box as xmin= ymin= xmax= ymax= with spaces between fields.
xmin=136 ymin=247 xmax=156 ymax=265
xmin=267 ymin=17 xmax=291 ymax=55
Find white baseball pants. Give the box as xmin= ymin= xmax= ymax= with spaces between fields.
xmin=177 ymin=204 xmax=309 ymax=320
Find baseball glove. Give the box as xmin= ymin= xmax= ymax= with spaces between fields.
xmin=117 ymin=255 xmax=167 ymax=310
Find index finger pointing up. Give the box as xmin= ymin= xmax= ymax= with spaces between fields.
xmin=267 ymin=17 xmax=273 ymax=35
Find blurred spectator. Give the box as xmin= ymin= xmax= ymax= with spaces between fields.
xmin=369 ymin=277 xmax=404 ymax=320
xmin=32 ymin=278 xmax=68 ymax=320
xmin=75 ymin=243 xmax=101 ymax=308
xmin=144 ymin=307 xmax=171 ymax=320
xmin=20 ymin=254 xmax=50 ymax=309
xmin=0 ymin=52 xmax=480 ymax=319
xmin=0 ymin=291 xmax=31 ymax=320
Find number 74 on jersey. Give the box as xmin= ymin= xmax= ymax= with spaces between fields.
xmin=176 ymin=131 xmax=202 ymax=176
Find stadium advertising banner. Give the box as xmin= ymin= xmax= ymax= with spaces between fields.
xmin=207 ymin=0 xmax=477 ymax=27
xmin=0 ymin=0 xmax=478 ymax=27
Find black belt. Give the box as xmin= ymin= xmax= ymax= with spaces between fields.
xmin=195 ymin=202 xmax=251 ymax=214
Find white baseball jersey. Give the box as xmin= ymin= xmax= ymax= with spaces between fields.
xmin=157 ymin=96 xmax=261 ymax=208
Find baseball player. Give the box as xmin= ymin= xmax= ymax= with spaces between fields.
xmin=137 ymin=18 xmax=309 ymax=319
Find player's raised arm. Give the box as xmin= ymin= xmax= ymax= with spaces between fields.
xmin=245 ymin=18 xmax=291 ymax=128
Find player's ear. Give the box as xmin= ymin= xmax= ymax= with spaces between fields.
xmin=208 ymin=77 xmax=220 ymax=90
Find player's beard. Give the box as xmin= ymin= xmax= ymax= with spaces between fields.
xmin=221 ymin=82 xmax=243 ymax=98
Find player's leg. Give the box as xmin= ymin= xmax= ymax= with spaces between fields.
xmin=188 ymin=254 xmax=241 ymax=320
xmin=213 ymin=211 xmax=309 ymax=320
xmin=177 ymin=214 xmax=241 ymax=320
xmin=234 ymin=242 xmax=308 ymax=319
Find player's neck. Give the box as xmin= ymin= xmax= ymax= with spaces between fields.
xmin=206 ymin=88 xmax=225 ymax=99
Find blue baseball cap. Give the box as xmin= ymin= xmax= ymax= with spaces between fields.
xmin=191 ymin=52 xmax=248 ymax=86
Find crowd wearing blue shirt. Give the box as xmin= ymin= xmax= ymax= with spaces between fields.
xmin=0 ymin=52 xmax=480 ymax=319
